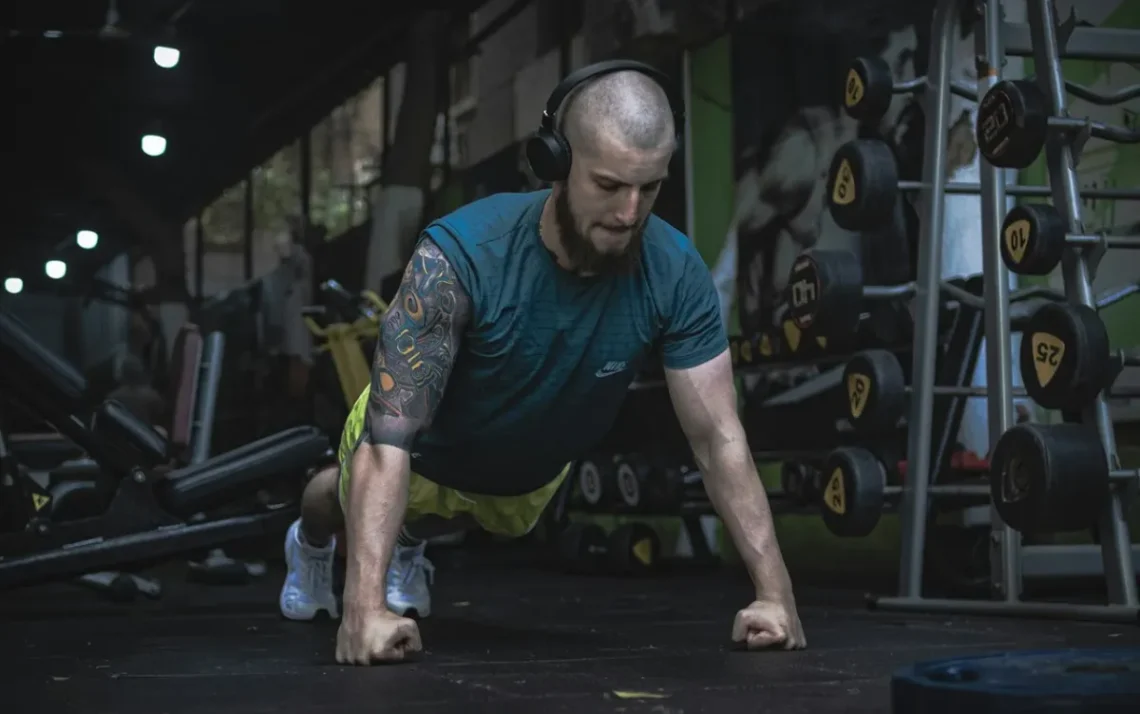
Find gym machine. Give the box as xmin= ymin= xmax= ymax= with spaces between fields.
xmin=844 ymin=0 xmax=1140 ymax=622
xmin=0 ymin=310 xmax=332 ymax=589
xmin=301 ymin=279 xmax=387 ymax=411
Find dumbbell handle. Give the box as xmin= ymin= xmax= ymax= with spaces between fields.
xmin=898 ymin=181 xmax=1140 ymax=201
xmin=1062 ymin=234 xmax=1140 ymax=250
xmin=1110 ymin=469 xmax=1140 ymax=483
xmin=883 ymin=484 xmax=988 ymax=498
xmin=1048 ymin=116 xmax=1140 ymax=145
xmin=895 ymin=384 xmax=1140 ymax=399
xmin=893 ymin=76 xmax=978 ymax=102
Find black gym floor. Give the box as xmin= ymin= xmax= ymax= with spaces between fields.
xmin=1 ymin=544 xmax=1137 ymax=714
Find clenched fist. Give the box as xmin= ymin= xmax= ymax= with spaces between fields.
xmin=336 ymin=608 xmax=422 ymax=665
xmin=731 ymin=598 xmax=806 ymax=651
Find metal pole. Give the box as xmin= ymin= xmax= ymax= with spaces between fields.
xmin=1027 ymin=0 xmax=1138 ymax=607
xmin=895 ymin=0 xmax=959 ymax=598
xmin=191 ymin=331 xmax=225 ymax=464
xmin=976 ymin=0 xmax=1021 ymax=604
xmin=682 ymin=49 xmax=697 ymax=244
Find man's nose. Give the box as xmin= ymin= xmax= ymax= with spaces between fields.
xmin=614 ymin=190 xmax=641 ymax=226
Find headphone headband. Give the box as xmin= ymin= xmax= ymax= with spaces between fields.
xmin=526 ymin=59 xmax=684 ymax=184
xmin=538 ymin=59 xmax=686 ymax=134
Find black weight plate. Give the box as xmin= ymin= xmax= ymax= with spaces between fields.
xmin=843 ymin=56 xmax=893 ymax=123
xmin=608 ymin=522 xmax=659 ymax=575
xmin=787 ymin=249 xmax=863 ymax=336
xmin=892 ymin=647 xmax=1140 ymax=714
xmin=1000 ymin=203 xmax=1067 ymax=275
xmin=820 ymin=446 xmax=886 ymax=538
xmin=843 ymin=349 xmax=907 ymax=434
xmin=576 ymin=459 xmax=609 ymax=508
xmin=558 ymin=522 xmax=608 ymax=570
xmin=1019 ymin=302 xmax=1111 ymax=410
xmin=827 ymin=139 xmax=899 ymax=231
xmin=615 ymin=456 xmax=650 ymax=511
xmin=989 ymin=423 xmax=1109 ymax=533
xmin=976 ymin=79 xmax=1050 ymax=169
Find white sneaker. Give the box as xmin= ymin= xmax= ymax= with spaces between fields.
xmin=279 ymin=519 xmax=340 ymax=621
xmin=386 ymin=541 xmax=435 ymax=618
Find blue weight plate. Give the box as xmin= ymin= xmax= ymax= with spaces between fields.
xmin=892 ymin=648 xmax=1140 ymax=714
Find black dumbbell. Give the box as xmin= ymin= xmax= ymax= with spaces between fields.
xmin=557 ymin=522 xmax=661 ymax=575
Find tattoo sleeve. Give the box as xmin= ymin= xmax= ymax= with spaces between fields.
xmin=363 ymin=237 xmax=471 ymax=450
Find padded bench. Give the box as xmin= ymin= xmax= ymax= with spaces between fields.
xmin=160 ymin=425 xmax=329 ymax=515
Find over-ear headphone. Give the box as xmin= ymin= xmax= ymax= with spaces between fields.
xmin=525 ymin=59 xmax=685 ymax=184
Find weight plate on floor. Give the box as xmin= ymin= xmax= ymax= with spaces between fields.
xmin=1019 ymin=301 xmax=1111 ymax=410
xmin=842 ymin=349 xmax=907 ymax=434
xmin=819 ymin=446 xmax=886 ymax=538
xmin=976 ymin=79 xmax=1050 ymax=169
xmin=787 ymin=249 xmax=863 ymax=337
xmin=892 ymin=647 xmax=1140 ymax=714
xmin=826 ymin=139 xmax=899 ymax=230
xmin=843 ymin=56 xmax=893 ymax=123
xmin=989 ymin=422 xmax=1110 ymax=533
xmin=1000 ymin=203 xmax=1067 ymax=275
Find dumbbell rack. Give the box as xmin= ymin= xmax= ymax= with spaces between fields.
xmin=869 ymin=0 xmax=1140 ymax=622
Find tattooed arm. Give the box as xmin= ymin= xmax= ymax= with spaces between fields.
xmin=343 ymin=236 xmax=471 ymax=614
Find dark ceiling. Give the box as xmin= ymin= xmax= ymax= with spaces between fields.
xmin=2 ymin=0 xmax=480 ymax=290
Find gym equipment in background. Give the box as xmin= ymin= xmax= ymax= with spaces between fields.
xmin=861 ymin=0 xmax=1140 ymax=623
xmin=302 ymin=279 xmax=387 ymax=410
xmin=0 ymin=310 xmax=332 ymax=590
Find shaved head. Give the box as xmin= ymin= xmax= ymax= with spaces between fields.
xmin=559 ymin=70 xmax=676 ymax=157
xmin=541 ymin=68 xmax=677 ymax=277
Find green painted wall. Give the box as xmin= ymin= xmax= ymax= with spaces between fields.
xmin=689 ymin=38 xmax=736 ymax=269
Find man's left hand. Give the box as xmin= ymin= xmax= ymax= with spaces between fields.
xmin=731 ymin=597 xmax=806 ymax=651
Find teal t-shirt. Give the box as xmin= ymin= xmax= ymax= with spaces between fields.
xmin=411 ymin=190 xmax=727 ymax=496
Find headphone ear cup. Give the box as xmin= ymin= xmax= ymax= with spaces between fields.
xmin=526 ymin=129 xmax=571 ymax=183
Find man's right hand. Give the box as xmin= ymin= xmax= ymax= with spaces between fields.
xmin=336 ymin=607 xmax=422 ymax=665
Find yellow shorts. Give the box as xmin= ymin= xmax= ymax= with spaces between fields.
xmin=337 ymin=387 xmax=568 ymax=538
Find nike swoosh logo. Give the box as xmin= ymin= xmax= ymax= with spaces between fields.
xmin=595 ymin=367 xmax=625 ymax=378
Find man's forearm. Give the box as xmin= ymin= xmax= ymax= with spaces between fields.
xmin=697 ymin=430 xmax=792 ymax=598
xmin=343 ymin=444 xmax=410 ymax=612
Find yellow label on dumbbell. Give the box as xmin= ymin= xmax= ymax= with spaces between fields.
xmin=1004 ymin=218 xmax=1031 ymax=264
xmin=816 ymin=335 xmax=827 ymax=349
xmin=847 ymin=373 xmax=870 ymax=419
xmin=824 ymin=468 xmax=846 ymax=515
xmin=632 ymin=539 xmax=653 ymax=566
xmin=730 ymin=339 xmax=740 ymax=365
xmin=758 ymin=333 xmax=773 ymax=356
xmin=832 ymin=159 xmax=856 ymax=206
xmin=845 ymin=68 xmax=865 ymax=108
xmin=1031 ymin=332 xmax=1065 ymax=387
xmin=783 ymin=320 xmax=802 ymax=352
xmin=740 ymin=339 xmax=753 ymax=364
xmin=31 ymin=493 xmax=50 ymax=511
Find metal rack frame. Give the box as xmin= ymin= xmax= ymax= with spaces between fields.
xmin=870 ymin=0 xmax=1140 ymax=623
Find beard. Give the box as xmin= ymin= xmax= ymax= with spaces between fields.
xmin=554 ymin=189 xmax=644 ymax=276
